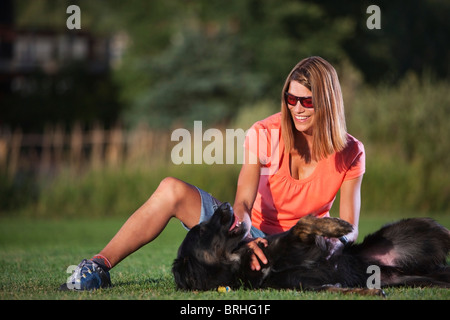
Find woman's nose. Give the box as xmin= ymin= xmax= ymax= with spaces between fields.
xmin=292 ymin=102 xmax=305 ymax=113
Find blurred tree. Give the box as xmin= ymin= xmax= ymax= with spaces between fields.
xmin=349 ymin=74 xmax=450 ymax=211
xmin=308 ymin=0 xmax=450 ymax=83
xmin=122 ymin=27 xmax=266 ymax=128
xmin=115 ymin=0 xmax=354 ymax=128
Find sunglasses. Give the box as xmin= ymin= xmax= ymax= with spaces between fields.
xmin=284 ymin=92 xmax=313 ymax=109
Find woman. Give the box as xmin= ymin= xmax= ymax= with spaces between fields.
xmin=62 ymin=56 xmax=365 ymax=290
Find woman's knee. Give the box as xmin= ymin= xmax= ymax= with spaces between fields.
xmin=155 ymin=177 xmax=197 ymax=208
xmin=154 ymin=177 xmax=201 ymax=224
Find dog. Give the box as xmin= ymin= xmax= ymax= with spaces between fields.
xmin=172 ymin=202 xmax=450 ymax=296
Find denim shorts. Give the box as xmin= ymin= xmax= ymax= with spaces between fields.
xmin=181 ymin=186 xmax=266 ymax=239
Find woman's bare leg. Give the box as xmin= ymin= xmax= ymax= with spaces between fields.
xmin=98 ymin=177 xmax=202 ymax=268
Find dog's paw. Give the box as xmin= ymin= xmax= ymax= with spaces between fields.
xmin=316 ymin=217 xmax=353 ymax=238
xmin=292 ymin=216 xmax=353 ymax=241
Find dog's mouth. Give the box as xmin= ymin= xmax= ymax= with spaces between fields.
xmin=217 ymin=202 xmax=246 ymax=237
xmin=228 ymin=214 xmax=240 ymax=232
xmin=228 ymin=213 xmax=248 ymax=239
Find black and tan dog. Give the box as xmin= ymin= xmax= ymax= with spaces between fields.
xmin=172 ymin=203 xmax=450 ymax=295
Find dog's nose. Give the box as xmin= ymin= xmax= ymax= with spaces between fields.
xmin=217 ymin=202 xmax=235 ymax=226
xmin=219 ymin=202 xmax=233 ymax=214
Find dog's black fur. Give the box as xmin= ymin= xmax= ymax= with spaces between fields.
xmin=172 ymin=203 xmax=450 ymax=294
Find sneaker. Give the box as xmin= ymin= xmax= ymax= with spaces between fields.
xmin=60 ymin=259 xmax=111 ymax=291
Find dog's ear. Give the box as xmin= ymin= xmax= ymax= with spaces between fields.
xmin=172 ymin=256 xmax=209 ymax=290
xmin=172 ymin=257 xmax=187 ymax=289
xmin=173 ymin=256 xmax=199 ymax=290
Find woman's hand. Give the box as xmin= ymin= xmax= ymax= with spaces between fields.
xmin=246 ymin=237 xmax=268 ymax=271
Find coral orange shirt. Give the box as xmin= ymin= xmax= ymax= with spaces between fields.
xmin=244 ymin=113 xmax=365 ymax=235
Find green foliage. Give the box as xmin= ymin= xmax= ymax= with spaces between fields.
xmin=0 ymin=172 xmax=38 ymax=212
xmin=311 ymin=0 xmax=450 ymax=83
xmin=348 ymin=74 xmax=450 ymax=212
xmin=25 ymin=164 xmax=240 ymax=219
xmin=122 ymin=27 xmax=266 ymax=128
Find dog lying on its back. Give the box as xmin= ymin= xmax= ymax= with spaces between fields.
xmin=172 ymin=203 xmax=450 ymax=295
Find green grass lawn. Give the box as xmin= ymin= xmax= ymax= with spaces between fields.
xmin=0 ymin=214 xmax=449 ymax=300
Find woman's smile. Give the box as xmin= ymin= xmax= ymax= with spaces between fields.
xmin=293 ymin=114 xmax=312 ymax=122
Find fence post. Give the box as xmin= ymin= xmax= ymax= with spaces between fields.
xmin=0 ymin=135 xmax=7 ymax=172
xmin=106 ymin=124 xmax=123 ymax=167
xmin=40 ymin=125 xmax=52 ymax=175
xmin=9 ymin=128 xmax=22 ymax=177
xmin=70 ymin=123 xmax=83 ymax=172
xmin=1 ymin=123 xmax=174 ymax=175
xmin=127 ymin=122 xmax=151 ymax=167
xmin=53 ymin=124 xmax=65 ymax=166
xmin=90 ymin=122 xmax=104 ymax=169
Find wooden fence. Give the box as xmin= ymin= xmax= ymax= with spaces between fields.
xmin=0 ymin=123 xmax=173 ymax=177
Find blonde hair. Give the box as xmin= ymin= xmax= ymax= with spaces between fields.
xmin=281 ymin=56 xmax=347 ymax=160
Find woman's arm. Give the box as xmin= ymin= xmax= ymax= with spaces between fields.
xmin=338 ymin=175 xmax=364 ymax=243
xmin=325 ymin=175 xmax=363 ymax=257
xmin=233 ymin=160 xmax=261 ymax=235
xmin=233 ymin=160 xmax=268 ymax=270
